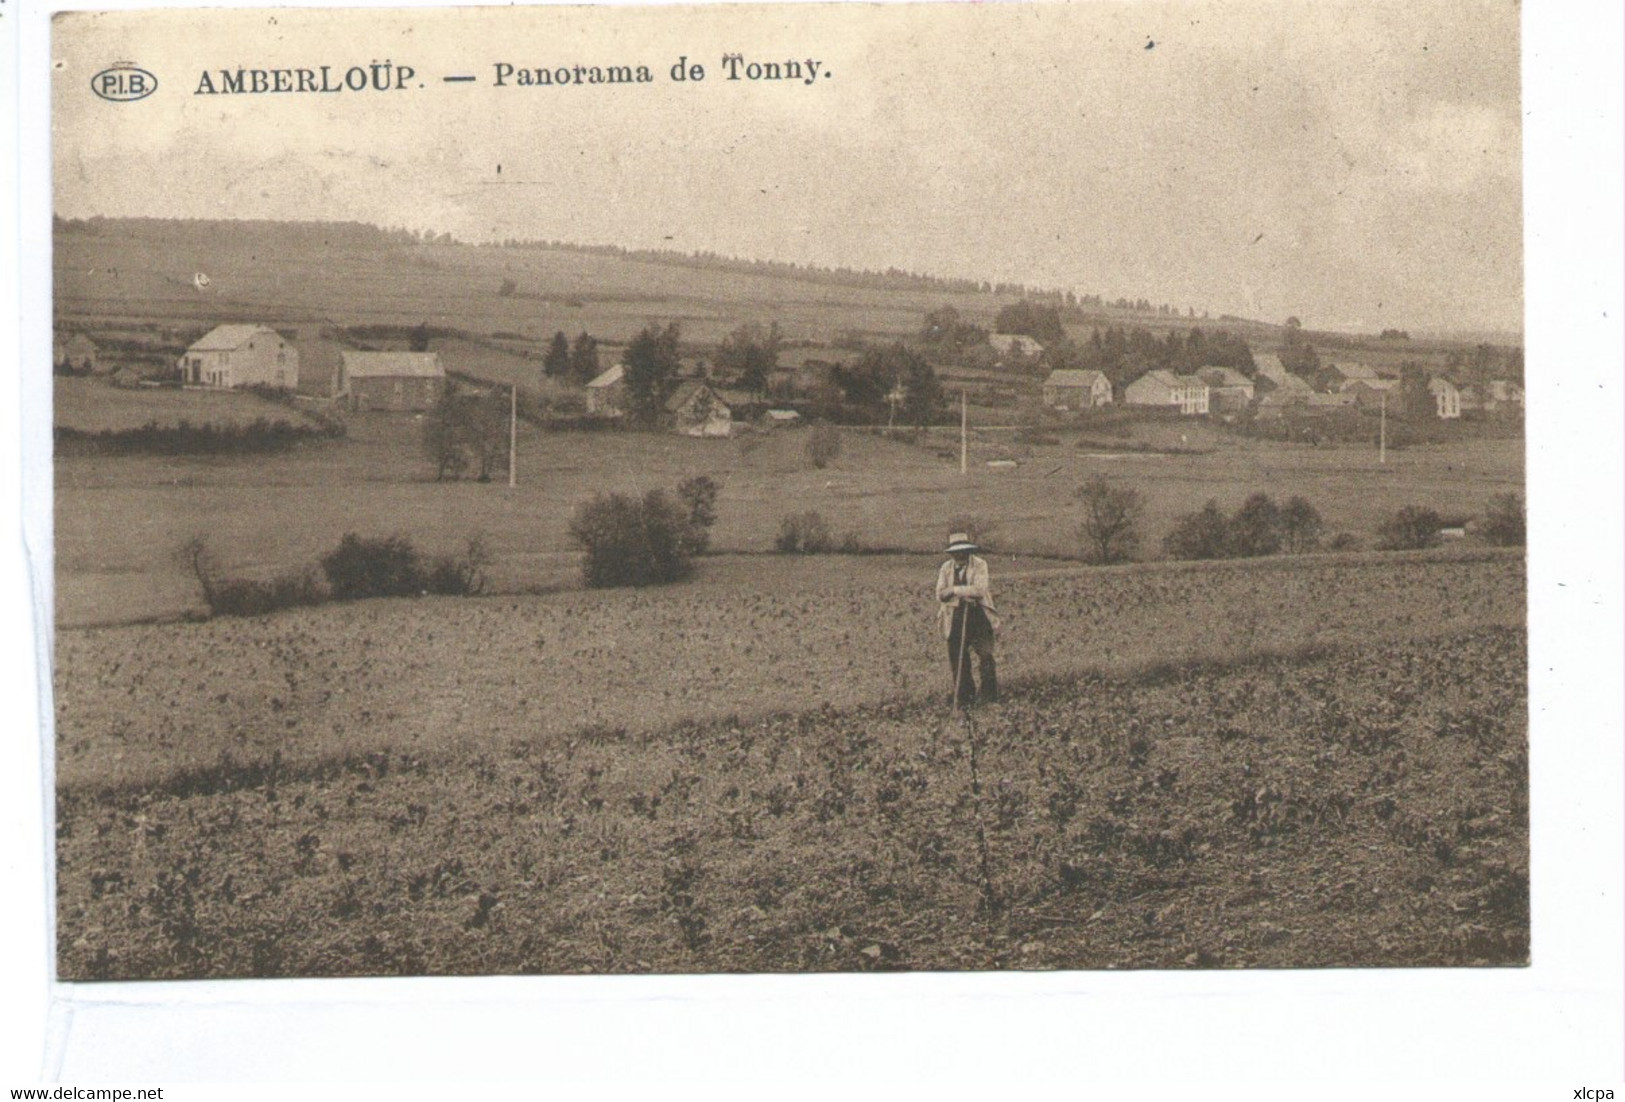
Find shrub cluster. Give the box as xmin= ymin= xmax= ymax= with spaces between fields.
xmin=775 ymin=511 xmax=834 ymax=554
xmin=181 ymin=533 xmax=491 ymax=618
xmin=56 ymin=418 xmax=331 ymax=457
xmin=1375 ymin=506 xmax=1443 ymax=551
xmin=569 ymin=479 xmax=721 ymax=589
xmin=1163 ymin=493 xmax=1324 ymax=561
xmin=1480 ymin=493 xmax=1525 ymax=548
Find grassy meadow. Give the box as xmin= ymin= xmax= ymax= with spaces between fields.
xmin=55 ymin=402 xmax=1524 ymax=627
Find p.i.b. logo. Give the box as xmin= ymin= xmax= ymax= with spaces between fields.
xmin=91 ymin=61 xmax=158 ymax=102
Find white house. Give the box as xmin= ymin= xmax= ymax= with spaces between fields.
xmin=1041 ymin=369 xmax=1113 ymax=410
xmin=179 ymin=324 xmax=298 ymax=389
xmin=666 ymin=382 xmax=732 ymax=437
xmin=1428 ymin=377 xmax=1462 ymax=419
xmin=585 ymin=364 xmax=627 ymax=417
xmin=1124 ymin=369 xmax=1209 ymax=415
xmin=989 ymin=334 xmax=1044 ymax=363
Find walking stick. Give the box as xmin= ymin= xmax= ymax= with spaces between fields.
xmin=951 ymin=597 xmax=973 ymax=709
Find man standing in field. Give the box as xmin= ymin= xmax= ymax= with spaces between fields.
xmin=937 ymin=532 xmax=999 ymax=707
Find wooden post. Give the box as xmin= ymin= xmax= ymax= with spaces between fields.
xmin=960 ymin=389 xmax=968 ymax=475
xmin=1379 ymin=391 xmax=1386 ymax=465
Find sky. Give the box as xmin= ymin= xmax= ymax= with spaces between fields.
xmin=52 ymin=1 xmax=1523 ymax=335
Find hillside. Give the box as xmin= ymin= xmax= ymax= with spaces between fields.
xmin=55 ymin=216 xmax=1336 ymax=352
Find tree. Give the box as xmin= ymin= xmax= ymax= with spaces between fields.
xmin=623 ymin=322 xmax=683 ymax=425
xmin=569 ymin=332 xmax=600 ymax=384
xmin=568 ymin=489 xmax=697 ymax=588
xmin=993 ymin=300 xmax=1067 ymax=347
xmin=675 ymin=475 xmax=721 ymax=554
xmin=1481 ymin=493 xmax=1525 ymax=547
xmin=543 ymin=331 xmax=571 ymax=379
xmin=409 ymin=322 xmax=431 ymax=352
xmin=833 ymin=343 xmax=939 ymax=425
xmin=1278 ymin=496 xmax=1325 ymax=554
xmin=899 ymin=354 xmax=944 ymax=428
xmin=1376 ymin=505 xmax=1443 ymax=551
xmin=715 ymin=322 xmax=781 ymax=397
xmin=1163 ymin=500 xmax=1233 ymax=561
xmin=1075 ymin=475 xmax=1144 ymax=564
xmin=1229 ymin=493 xmax=1284 ymax=558
xmin=423 ymin=386 xmax=509 ymax=481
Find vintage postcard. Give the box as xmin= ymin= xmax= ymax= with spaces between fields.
xmin=46 ymin=0 xmax=1530 ymax=993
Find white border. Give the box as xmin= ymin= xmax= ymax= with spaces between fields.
xmin=5 ymin=0 xmax=1622 ymax=1091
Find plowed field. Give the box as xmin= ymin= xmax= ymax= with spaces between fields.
xmin=54 ymin=551 xmax=1527 ymax=978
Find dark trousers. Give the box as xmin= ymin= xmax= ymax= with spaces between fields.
xmin=947 ymin=604 xmax=997 ymax=705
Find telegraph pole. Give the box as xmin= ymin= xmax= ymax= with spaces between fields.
xmin=960 ymin=389 xmax=968 ymax=474
xmin=509 ymin=384 xmax=518 ymax=487
xmin=1379 ymin=391 xmax=1386 ymax=465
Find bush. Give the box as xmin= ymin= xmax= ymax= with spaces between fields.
xmin=1163 ymin=500 xmax=1234 ymax=560
xmin=1481 ymin=492 xmax=1525 ymax=547
xmin=1279 ymin=496 xmax=1325 ymax=554
xmin=805 ymin=423 xmax=842 ymax=469
xmin=177 ymin=537 xmax=328 ymax=618
xmin=321 ymin=534 xmax=426 ymax=600
xmin=424 ymin=536 xmax=493 ymax=596
xmin=1327 ymin=532 xmax=1362 ymax=552
xmin=570 ymin=490 xmax=696 ymax=588
xmin=1376 ymin=506 xmax=1443 ymax=551
xmin=209 ymin=567 xmax=327 ymax=617
xmin=775 ymin=511 xmax=834 ymax=554
xmin=676 ymin=476 xmax=721 ymax=554
xmin=1228 ymin=493 xmax=1283 ymax=557
xmin=1162 ymin=493 xmax=1327 ymax=561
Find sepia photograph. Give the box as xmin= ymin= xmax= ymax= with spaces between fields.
xmin=45 ymin=0 xmax=1533 ymax=989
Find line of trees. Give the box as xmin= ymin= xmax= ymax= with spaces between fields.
xmin=542 ymin=331 xmax=602 ymax=384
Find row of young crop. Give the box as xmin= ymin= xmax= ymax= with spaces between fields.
xmin=55 ymin=625 xmax=1527 ymax=979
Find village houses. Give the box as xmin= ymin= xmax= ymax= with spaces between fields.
xmin=1124 ymin=369 xmax=1209 ymax=415
xmin=54 ymin=332 xmax=101 ymax=374
xmin=1428 ymin=376 xmax=1462 ymax=419
xmin=179 ymin=324 xmax=298 ymax=389
xmin=1041 ymin=368 xmax=1113 ymax=410
xmin=339 ymin=351 xmax=446 ymax=412
xmin=1197 ymin=366 xmax=1255 ymax=413
xmin=585 ymin=364 xmax=627 ymax=417
xmin=666 ymin=382 xmax=733 ymax=437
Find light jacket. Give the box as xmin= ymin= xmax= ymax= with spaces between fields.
xmin=936 ymin=555 xmax=1000 ymax=638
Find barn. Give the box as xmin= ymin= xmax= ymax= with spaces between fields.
xmin=340 ymin=351 xmax=446 ymax=412
xmin=179 ymin=324 xmax=297 ymax=389
xmin=1041 ymin=369 xmax=1112 ymax=410
xmin=667 ymin=382 xmax=732 ymax=437
xmin=586 ymin=364 xmax=627 ymax=417
xmin=1197 ymin=366 xmax=1255 ymax=412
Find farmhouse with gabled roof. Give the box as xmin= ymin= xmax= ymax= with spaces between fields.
xmin=666 ymin=381 xmax=732 ymax=437
xmin=1042 ymin=369 xmax=1113 ymax=410
xmin=339 ymin=351 xmax=446 ymax=412
xmin=585 ymin=364 xmax=627 ymax=417
xmin=1124 ymin=369 xmax=1209 ymax=415
xmin=179 ymin=324 xmax=297 ymax=389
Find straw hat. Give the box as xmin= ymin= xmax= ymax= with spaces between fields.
xmin=946 ymin=532 xmax=978 ymax=554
